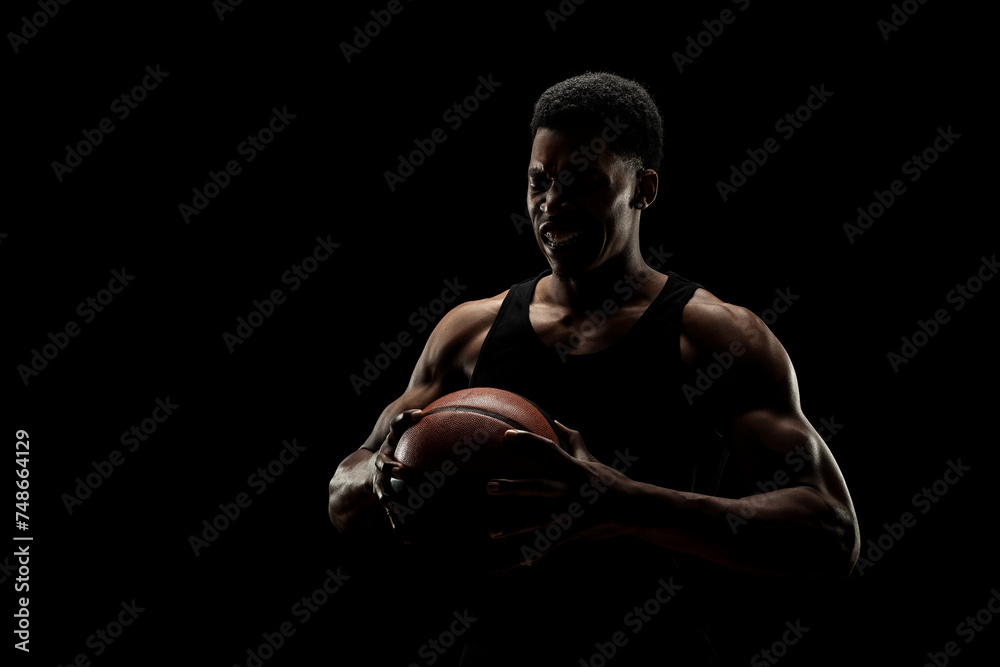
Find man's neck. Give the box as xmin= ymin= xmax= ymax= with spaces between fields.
xmin=541 ymin=252 xmax=666 ymax=315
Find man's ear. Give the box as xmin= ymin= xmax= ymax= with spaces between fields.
xmin=633 ymin=168 xmax=658 ymax=210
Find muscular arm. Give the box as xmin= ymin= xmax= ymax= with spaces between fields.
xmin=327 ymin=296 xmax=501 ymax=536
xmin=624 ymin=296 xmax=860 ymax=578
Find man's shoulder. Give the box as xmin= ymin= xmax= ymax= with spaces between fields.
xmin=429 ymin=290 xmax=509 ymax=346
xmin=450 ymin=288 xmax=510 ymax=323
xmin=679 ymin=288 xmax=777 ymax=363
xmin=414 ymin=290 xmax=510 ymax=381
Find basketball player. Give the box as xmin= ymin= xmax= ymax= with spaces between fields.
xmin=328 ymin=72 xmax=859 ymax=666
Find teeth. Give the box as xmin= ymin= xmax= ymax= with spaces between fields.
xmin=544 ymin=230 xmax=583 ymax=246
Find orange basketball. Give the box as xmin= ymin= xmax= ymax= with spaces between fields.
xmin=391 ymin=387 xmax=563 ymax=571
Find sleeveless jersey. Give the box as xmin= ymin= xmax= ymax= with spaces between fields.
xmin=455 ymin=269 xmax=727 ymax=666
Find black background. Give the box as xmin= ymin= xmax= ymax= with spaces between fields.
xmin=6 ymin=1 xmax=996 ymax=665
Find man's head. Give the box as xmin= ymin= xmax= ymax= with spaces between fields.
xmin=526 ymin=72 xmax=664 ymax=280
xmin=530 ymin=72 xmax=664 ymax=173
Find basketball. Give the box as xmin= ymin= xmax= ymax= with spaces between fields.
xmin=389 ymin=387 xmax=563 ymax=570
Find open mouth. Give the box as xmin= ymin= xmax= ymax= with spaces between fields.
xmin=543 ymin=228 xmax=587 ymax=247
xmin=540 ymin=218 xmax=591 ymax=249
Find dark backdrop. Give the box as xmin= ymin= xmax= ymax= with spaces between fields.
xmin=7 ymin=1 xmax=996 ymax=666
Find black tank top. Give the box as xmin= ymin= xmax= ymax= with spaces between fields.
xmin=457 ymin=269 xmax=726 ymax=666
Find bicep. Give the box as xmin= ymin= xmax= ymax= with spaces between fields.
xmin=727 ymin=405 xmax=858 ymax=557
xmin=699 ymin=306 xmax=852 ymax=509
xmin=728 ymin=407 xmax=842 ymax=502
xmin=357 ymin=341 xmax=452 ymax=452
xmin=358 ymin=302 xmax=484 ymax=452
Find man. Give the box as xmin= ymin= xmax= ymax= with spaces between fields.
xmin=329 ymin=72 xmax=859 ymax=665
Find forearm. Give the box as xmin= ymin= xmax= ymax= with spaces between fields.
xmin=328 ymin=449 xmax=386 ymax=536
xmin=621 ymin=481 xmax=857 ymax=578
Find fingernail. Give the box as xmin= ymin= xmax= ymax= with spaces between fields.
xmin=486 ymin=481 xmax=500 ymax=493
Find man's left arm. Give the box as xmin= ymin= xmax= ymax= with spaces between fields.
xmin=620 ymin=301 xmax=860 ymax=578
xmin=489 ymin=300 xmax=860 ymax=579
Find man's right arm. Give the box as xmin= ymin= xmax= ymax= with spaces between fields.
xmin=327 ymin=296 xmax=502 ymax=536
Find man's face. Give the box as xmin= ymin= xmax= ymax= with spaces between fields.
xmin=527 ymin=126 xmax=639 ymax=279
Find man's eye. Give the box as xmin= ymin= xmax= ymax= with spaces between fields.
xmin=529 ymin=179 xmax=551 ymax=191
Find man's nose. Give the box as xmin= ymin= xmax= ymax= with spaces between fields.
xmin=540 ymin=180 xmax=575 ymax=214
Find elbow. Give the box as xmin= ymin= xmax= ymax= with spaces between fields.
xmin=790 ymin=484 xmax=860 ymax=580
xmin=838 ymin=513 xmax=861 ymax=580
xmin=817 ymin=502 xmax=860 ymax=581
xmin=327 ymin=476 xmax=349 ymax=534
xmin=776 ymin=490 xmax=859 ymax=580
xmin=327 ymin=482 xmax=341 ymax=530
xmin=327 ymin=463 xmax=374 ymax=537
xmin=327 ymin=449 xmax=382 ymax=538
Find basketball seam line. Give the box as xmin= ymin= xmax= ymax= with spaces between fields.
xmin=423 ymin=406 xmax=528 ymax=432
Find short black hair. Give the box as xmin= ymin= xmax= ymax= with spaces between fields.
xmin=530 ymin=71 xmax=664 ymax=172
